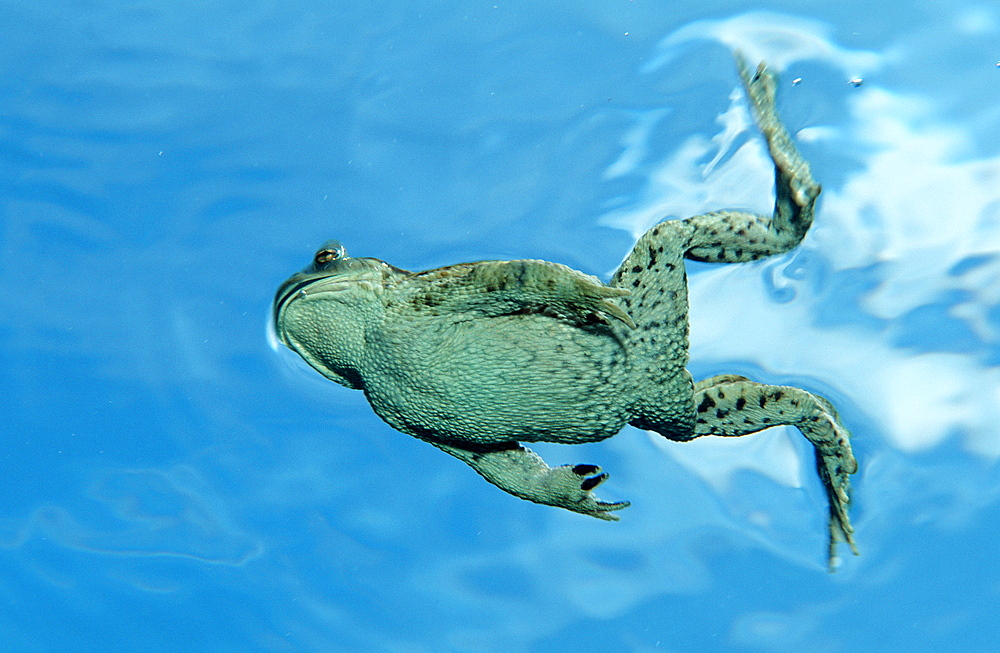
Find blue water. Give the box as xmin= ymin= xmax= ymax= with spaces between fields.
xmin=3 ymin=2 xmax=999 ymax=651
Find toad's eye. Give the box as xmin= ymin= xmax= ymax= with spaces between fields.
xmin=313 ymin=240 xmax=347 ymax=269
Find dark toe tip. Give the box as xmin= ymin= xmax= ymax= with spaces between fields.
xmin=572 ymin=464 xmax=600 ymax=476
xmin=581 ymin=473 xmax=608 ymax=491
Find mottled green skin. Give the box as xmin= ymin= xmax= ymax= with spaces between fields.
xmin=273 ymin=56 xmax=858 ymax=569
xmin=278 ymin=258 xmax=638 ymax=444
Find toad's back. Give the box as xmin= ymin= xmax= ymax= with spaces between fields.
xmin=361 ymin=311 xmax=633 ymax=445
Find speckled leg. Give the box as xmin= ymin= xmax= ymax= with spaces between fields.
xmin=689 ymin=376 xmax=858 ymax=569
xmin=615 ymin=58 xmax=822 ymax=438
xmin=684 ymin=55 xmax=821 ymax=264
xmin=433 ymin=441 xmax=630 ymax=521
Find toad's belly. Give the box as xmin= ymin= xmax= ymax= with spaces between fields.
xmin=361 ymin=315 xmax=632 ymax=444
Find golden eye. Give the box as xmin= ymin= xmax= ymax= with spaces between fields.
xmin=315 ymin=249 xmax=339 ymax=265
xmin=313 ymin=240 xmax=347 ymax=269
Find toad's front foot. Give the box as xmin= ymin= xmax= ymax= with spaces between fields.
xmin=543 ymin=464 xmax=631 ymax=521
xmin=432 ymin=442 xmax=630 ymax=521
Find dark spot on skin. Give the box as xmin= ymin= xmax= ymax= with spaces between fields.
xmin=632 ymin=278 xmax=641 ymax=287
xmin=734 ymin=249 xmax=743 ymax=258
xmin=419 ymin=293 xmax=443 ymax=307
xmin=716 ymin=408 xmax=729 ymax=419
xmin=573 ymin=464 xmax=599 ymax=475
xmin=696 ymin=418 xmax=707 ymax=424
xmin=631 ymin=265 xmax=642 ymax=273
xmin=744 ymin=417 xmax=753 ymax=424
xmin=772 ymin=390 xmax=785 ymax=402
xmin=648 ymin=246 xmax=658 ymax=266
xmin=762 ymin=417 xmax=771 ymax=423
xmin=657 ymin=245 xmax=664 ymax=253
xmin=697 ymin=395 xmax=716 ymax=413
xmin=759 ymin=396 xmax=768 ymax=408
xmin=735 ymin=397 xmax=746 ymax=410
xmin=717 ymin=391 xmax=725 ymax=399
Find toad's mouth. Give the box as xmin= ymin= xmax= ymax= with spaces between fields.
xmin=274 ymin=276 xmax=317 ymax=320
xmin=272 ymin=275 xmax=354 ymax=332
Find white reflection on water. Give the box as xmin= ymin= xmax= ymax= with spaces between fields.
xmin=601 ymin=14 xmax=1000 ymax=472
xmin=416 ymin=13 xmax=1000 ymax=645
xmin=642 ymin=10 xmax=884 ymax=78
xmin=1 ymin=467 xmax=263 ymax=566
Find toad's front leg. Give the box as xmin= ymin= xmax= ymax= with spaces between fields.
xmin=432 ymin=441 xmax=630 ymax=520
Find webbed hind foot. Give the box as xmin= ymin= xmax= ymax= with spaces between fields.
xmin=673 ymin=376 xmax=859 ymax=570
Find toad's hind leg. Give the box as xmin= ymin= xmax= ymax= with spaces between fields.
xmin=683 ymin=55 xmax=821 ymax=264
xmin=613 ymin=58 xmax=822 ymax=438
xmin=687 ymin=375 xmax=858 ymax=570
